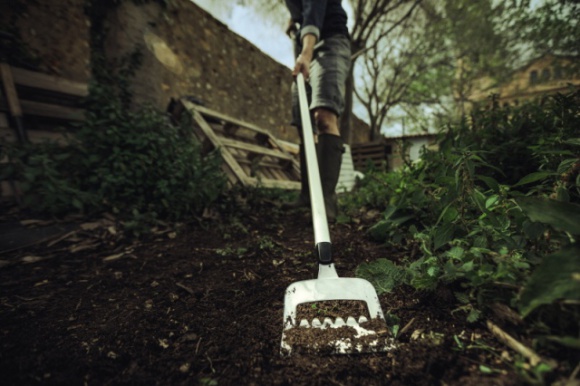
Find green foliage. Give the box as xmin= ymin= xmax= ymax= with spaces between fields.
xmin=345 ymin=91 xmax=580 ymax=326
xmin=1 ymin=83 xmax=225 ymax=230
xmin=516 ymin=198 xmax=580 ymax=235
xmin=468 ymin=92 xmax=580 ymax=187
xmin=519 ymin=244 xmax=580 ymax=317
xmin=355 ymin=258 xmax=407 ymax=295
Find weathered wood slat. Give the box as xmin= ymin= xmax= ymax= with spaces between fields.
xmin=182 ymin=100 xmax=250 ymax=186
xmin=220 ymin=138 xmax=294 ymax=162
xmin=0 ymin=97 xmax=85 ymax=121
xmin=191 ymin=104 xmax=270 ymax=136
xmin=0 ymin=63 xmax=22 ymax=116
xmin=245 ymin=177 xmax=301 ymax=190
xmin=10 ymin=66 xmax=88 ymax=97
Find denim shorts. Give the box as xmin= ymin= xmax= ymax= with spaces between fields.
xmin=291 ymin=35 xmax=351 ymax=133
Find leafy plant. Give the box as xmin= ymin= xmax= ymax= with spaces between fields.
xmin=345 ymin=91 xmax=580 ymax=330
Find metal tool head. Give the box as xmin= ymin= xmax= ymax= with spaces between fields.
xmin=280 ymin=265 xmax=395 ymax=355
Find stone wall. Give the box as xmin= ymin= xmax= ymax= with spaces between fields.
xmin=0 ymin=0 xmax=92 ymax=82
xmin=104 ymin=1 xmax=298 ymax=141
xmin=1 ymin=0 xmax=371 ymax=144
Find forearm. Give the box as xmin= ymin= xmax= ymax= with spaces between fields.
xmin=300 ymin=34 xmax=317 ymax=60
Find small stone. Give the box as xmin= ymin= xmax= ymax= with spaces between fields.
xmin=179 ymin=363 xmax=190 ymax=373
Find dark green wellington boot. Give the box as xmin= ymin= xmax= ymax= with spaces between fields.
xmin=316 ymin=134 xmax=344 ymax=223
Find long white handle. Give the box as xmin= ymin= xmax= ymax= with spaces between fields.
xmin=296 ymin=73 xmax=331 ymax=252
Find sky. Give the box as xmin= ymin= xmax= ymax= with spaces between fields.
xmin=192 ymin=1 xmax=295 ymax=68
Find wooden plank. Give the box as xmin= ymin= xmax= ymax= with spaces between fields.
xmin=0 ymin=63 xmax=22 ymax=116
xmin=10 ymin=66 xmax=88 ymax=97
xmin=182 ymin=100 xmax=250 ymax=186
xmin=187 ymin=103 xmax=271 ymax=136
xmin=245 ymin=177 xmax=301 ymax=190
xmin=220 ymin=138 xmax=294 ymax=162
xmin=19 ymin=99 xmax=84 ymax=121
xmin=0 ymin=97 xmax=85 ymax=121
xmin=278 ymin=140 xmax=300 ymax=155
xmin=259 ymin=168 xmax=276 ymax=181
xmin=269 ymin=167 xmax=288 ymax=181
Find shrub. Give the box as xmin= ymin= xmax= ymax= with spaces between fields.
xmin=347 ymin=91 xmax=580 ymax=325
xmin=0 ymin=82 xmax=226 ymax=228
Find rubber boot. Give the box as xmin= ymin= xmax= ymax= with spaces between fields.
xmin=317 ymin=134 xmax=344 ymax=223
xmin=283 ymin=144 xmax=310 ymax=209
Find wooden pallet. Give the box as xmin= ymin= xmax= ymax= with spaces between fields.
xmin=351 ymin=142 xmax=391 ymax=171
xmin=1 ymin=64 xmax=88 ymax=199
xmin=175 ymin=98 xmax=301 ymax=190
xmin=0 ymin=64 xmax=88 ymax=144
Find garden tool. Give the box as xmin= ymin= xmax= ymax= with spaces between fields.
xmin=280 ymin=73 xmax=393 ymax=355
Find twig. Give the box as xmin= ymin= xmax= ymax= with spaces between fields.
xmin=486 ymin=320 xmax=556 ymax=369
xmin=195 ymin=337 xmax=202 ymax=356
xmin=47 ymin=230 xmax=77 ymax=247
xmin=205 ymin=353 xmax=215 ymax=373
xmin=399 ymin=317 xmax=416 ymax=337
xmin=176 ymin=282 xmax=194 ymax=295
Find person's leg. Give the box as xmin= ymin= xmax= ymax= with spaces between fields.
xmin=308 ymin=36 xmax=351 ymax=222
xmin=312 ymin=108 xmax=343 ymax=222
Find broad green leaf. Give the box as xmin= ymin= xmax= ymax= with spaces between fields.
xmin=514 ymin=172 xmax=555 ymax=187
xmin=519 ymin=244 xmax=580 ymax=317
xmin=485 ymin=195 xmax=499 ymax=209
xmin=545 ymin=336 xmax=580 ymax=349
xmin=447 ymin=246 xmax=465 ymax=260
xmin=367 ymin=220 xmax=392 ymax=242
xmin=476 ymin=175 xmax=500 ymax=192
xmin=467 ymin=308 xmax=481 ymax=323
xmin=433 ymin=223 xmax=455 ymax=251
xmin=557 ymin=158 xmax=579 ymax=174
xmin=564 ymin=138 xmax=580 ymax=146
xmin=461 ymin=261 xmax=474 ymax=272
xmin=516 ymin=197 xmax=580 ymax=234
xmin=355 ymin=258 xmax=406 ymax=295
xmin=555 ymin=186 xmax=569 ymax=202
xmin=471 ymin=189 xmax=487 ymax=211
xmin=437 ymin=202 xmax=459 ymax=225
xmin=479 ymin=365 xmax=493 ymax=374
xmin=454 ymin=291 xmax=469 ymax=304
xmin=427 ymin=266 xmax=438 ymax=277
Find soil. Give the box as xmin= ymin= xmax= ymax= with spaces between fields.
xmin=0 ymin=200 xmax=542 ymax=385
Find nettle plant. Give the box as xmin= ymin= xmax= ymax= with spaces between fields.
xmin=351 ymin=91 xmax=580 ymax=326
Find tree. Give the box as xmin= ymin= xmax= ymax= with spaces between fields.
xmin=507 ymin=0 xmax=580 ymax=59
xmin=353 ymin=0 xmax=529 ymax=138
xmin=341 ymin=0 xmax=423 ymax=143
xmin=354 ymin=2 xmax=452 ymax=140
